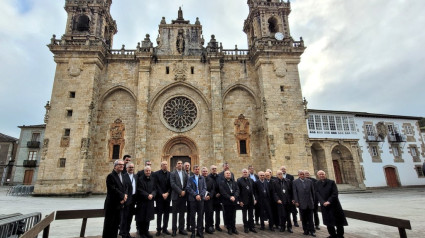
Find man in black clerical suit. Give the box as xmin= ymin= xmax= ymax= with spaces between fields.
xmin=254 ymin=171 xmax=274 ymax=231
xmin=170 ymin=160 xmax=189 ymax=236
xmin=293 ymin=170 xmax=316 ymax=237
xmin=186 ymin=165 xmax=207 ymax=238
xmin=281 ymin=165 xmax=298 ymax=227
xmin=102 ymin=160 xmax=128 ymax=238
xmin=305 ymin=170 xmax=320 ymax=230
xmin=219 ymin=170 xmax=239 ymax=235
xmin=248 ymin=165 xmax=260 ymax=225
xmin=237 ymin=169 xmax=257 ymax=233
xmin=207 ymin=165 xmax=222 ymax=232
xmin=202 ymin=167 xmax=216 ymax=234
xmin=184 ymin=162 xmax=194 ymax=232
xmin=218 ymin=162 xmax=235 ymax=182
xmin=316 ymin=170 xmax=348 ymax=238
xmin=153 ymin=161 xmax=172 ymax=236
xmin=135 ymin=166 xmax=156 ymax=238
xmin=272 ymin=170 xmax=293 ymax=233
xmin=265 ymin=169 xmax=279 ymax=229
xmin=120 ymin=162 xmax=137 ymax=238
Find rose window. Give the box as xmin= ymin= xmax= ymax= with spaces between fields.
xmin=162 ymin=96 xmax=198 ymax=131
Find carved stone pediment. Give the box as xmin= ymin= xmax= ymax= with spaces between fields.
xmin=68 ymin=58 xmax=83 ymax=77
xmin=274 ymin=60 xmax=287 ymax=78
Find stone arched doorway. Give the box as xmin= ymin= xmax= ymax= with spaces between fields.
xmin=311 ymin=143 xmax=327 ymax=174
xmin=331 ymin=145 xmax=358 ymax=185
xmin=162 ymin=136 xmax=199 ymax=169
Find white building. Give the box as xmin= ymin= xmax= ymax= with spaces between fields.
xmin=307 ymin=109 xmax=424 ymax=189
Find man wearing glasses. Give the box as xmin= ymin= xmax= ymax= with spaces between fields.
xmin=102 ymin=160 xmax=128 ymax=238
xmin=207 ymin=165 xmax=222 ymax=232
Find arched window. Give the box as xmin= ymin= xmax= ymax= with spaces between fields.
xmin=76 ymin=15 xmax=90 ymax=31
xmin=268 ymin=17 xmax=278 ymax=33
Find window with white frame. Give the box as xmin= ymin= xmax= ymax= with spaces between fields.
xmin=392 ymin=146 xmax=400 ymax=157
xmin=307 ymin=114 xmax=357 ymax=135
xmin=371 ymin=146 xmax=379 ymax=157
xmin=365 ymin=124 xmax=374 ymax=136
xmin=410 ymin=147 xmax=418 ymax=157
xmin=28 ymin=151 xmax=37 ymax=160
xmin=405 ymin=125 xmax=414 ymax=135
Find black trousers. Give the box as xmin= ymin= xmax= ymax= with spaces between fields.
xmin=190 ymin=200 xmax=204 ymax=233
xmin=213 ymin=201 xmax=221 ymax=228
xmin=277 ymin=203 xmax=292 ymax=229
xmin=300 ymin=208 xmax=314 ymax=232
xmin=102 ymin=206 xmax=121 ymax=238
xmin=119 ymin=202 xmax=136 ymax=237
xmin=254 ymin=202 xmax=260 ymax=223
xmin=290 ymin=204 xmax=298 ymax=223
xmin=186 ymin=198 xmax=191 ymax=229
xmin=327 ymin=225 xmax=344 ymax=238
xmin=172 ymin=198 xmax=186 ymax=231
xmin=313 ymin=203 xmax=320 ymax=227
xmin=137 ymin=220 xmax=150 ymax=236
xmin=204 ymin=200 xmax=214 ymax=229
xmin=241 ymin=203 xmax=254 ymax=228
xmin=259 ymin=202 xmax=274 ymax=228
xmin=156 ymin=198 xmax=171 ymax=231
xmin=222 ymin=204 xmax=236 ymax=230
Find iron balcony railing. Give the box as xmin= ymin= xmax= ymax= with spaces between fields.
xmin=26 ymin=141 xmax=40 ymax=148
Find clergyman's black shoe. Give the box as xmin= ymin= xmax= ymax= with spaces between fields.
xmin=172 ymin=230 xmax=177 ymax=237
xmin=179 ymin=230 xmax=188 ymax=235
xmin=287 ymin=228 xmax=293 ymax=233
xmin=190 ymin=233 xmax=196 ymax=238
xmin=232 ymin=229 xmax=238 ymax=235
xmin=303 ymin=231 xmax=309 ymax=235
xmin=310 ymin=231 xmax=316 ymax=237
xmin=227 ymin=230 xmax=233 ymax=235
xmin=279 ymin=227 xmax=285 ymax=232
xmin=156 ymin=231 xmax=161 ymax=237
xmin=215 ymin=226 xmax=222 ymax=232
xmin=249 ymin=228 xmax=257 ymax=233
xmin=294 ymin=222 xmax=300 ymax=227
xmin=244 ymin=228 xmax=249 ymax=233
xmin=162 ymin=230 xmax=171 ymax=235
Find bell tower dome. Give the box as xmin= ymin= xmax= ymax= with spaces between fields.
xmin=62 ymin=0 xmax=117 ymax=48
xmin=243 ymin=0 xmax=293 ymax=48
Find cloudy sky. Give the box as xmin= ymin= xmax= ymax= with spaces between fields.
xmin=1 ymin=0 xmax=424 ymax=138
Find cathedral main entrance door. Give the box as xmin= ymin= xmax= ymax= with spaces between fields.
xmin=162 ymin=136 xmax=199 ymax=168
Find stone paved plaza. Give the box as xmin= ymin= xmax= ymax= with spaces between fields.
xmin=1 ymin=187 xmax=423 ymax=237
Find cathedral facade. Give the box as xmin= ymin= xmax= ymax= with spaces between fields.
xmin=35 ymin=0 xmax=313 ymax=195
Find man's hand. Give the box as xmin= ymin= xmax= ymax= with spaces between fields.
xmin=124 ymin=194 xmax=128 ymax=202
xmin=120 ymin=200 xmax=125 ymax=204
xmin=277 ymin=200 xmax=282 ymax=204
xmin=323 ymin=201 xmax=331 ymax=207
xmin=295 ymin=202 xmax=299 ymax=207
xmin=230 ymin=196 xmax=235 ymax=202
xmin=205 ymin=196 xmax=210 ymax=201
xmin=216 ymin=193 xmax=220 ymax=198
xmin=254 ymin=200 xmax=257 ymax=205
xmin=196 ymin=195 xmax=201 ymax=201
xmin=148 ymin=194 xmax=153 ymax=200
xmin=239 ymin=202 xmax=244 ymax=207
xmin=163 ymin=192 xmax=169 ymax=200
xmin=180 ymin=191 xmax=186 ymax=197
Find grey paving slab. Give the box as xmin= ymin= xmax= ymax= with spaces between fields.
xmin=1 ymin=187 xmax=423 ymax=238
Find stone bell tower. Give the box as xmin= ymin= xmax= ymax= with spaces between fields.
xmin=34 ymin=0 xmax=117 ymax=195
xmin=243 ymin=0 xmax=313 ymax=174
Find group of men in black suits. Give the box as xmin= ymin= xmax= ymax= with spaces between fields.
xmin=103 ymin=157 xmax=347 ymax=238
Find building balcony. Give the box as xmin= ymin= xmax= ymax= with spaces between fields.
xmin=366 ymin=135 xmax=383 ymax=142
xmin=388 ymin=133 xmax=407 ymax=143
xmin=23 ymin=160 xmax=37 ymax=167
xmin=27 ymin=141 xmax=40 ymax=148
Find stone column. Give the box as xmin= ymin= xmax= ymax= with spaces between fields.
xmin=324 ymin=144 xmax=336 ymax=181
xmin=209 ymin=59 xmax=224 ymax=165
xmin=135 ymin=57 xmax=151 ymax=167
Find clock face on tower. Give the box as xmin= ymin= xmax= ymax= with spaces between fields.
xmin=275 ymin=32 xmax=284 ymax=41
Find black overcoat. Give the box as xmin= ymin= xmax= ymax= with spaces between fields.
xmin=315 ymin=179 xmax=348 ymax=227
xmin=135 ymin=174 xmax=157 ymax=222
xmin=237 ymin=177 xmax=255 ymax=205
